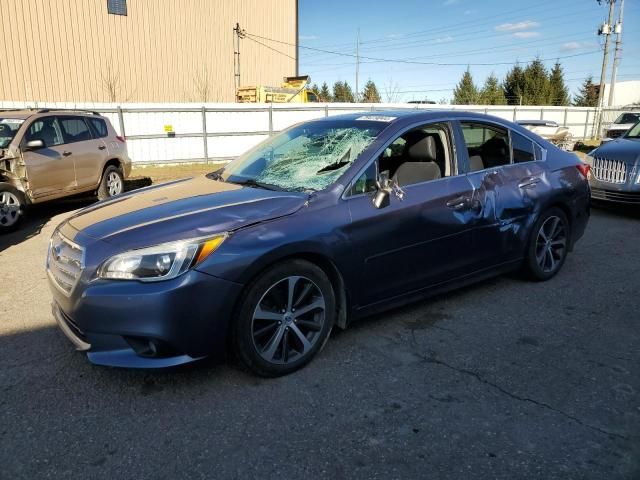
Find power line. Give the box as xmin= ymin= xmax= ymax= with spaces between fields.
xmin=244 ymin=31 xmax=601 ymax=67
xmin=243 ymin=34 xmax=296 ymax=61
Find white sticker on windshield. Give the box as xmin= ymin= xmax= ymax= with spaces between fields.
xmin=355 ymin=115 xmax=396 ymax=122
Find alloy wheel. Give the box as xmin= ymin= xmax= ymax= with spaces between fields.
xmin=535 ymin=215 xmax=567 ymax=273
xmin=0 ymin=191 xmax=20 ymax=227
xmin=251 ymin=275 xmax=326 ymax=364
xmin=107 ymin=172 xmax=123 ymax=196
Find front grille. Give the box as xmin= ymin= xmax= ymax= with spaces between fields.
xmin=592 ymin=157 xmax=628 ymax=184
xmin=591 ymin=188 xmax=640 ymax=204
xmin=47 ymin=231 xmax=84 ymax=295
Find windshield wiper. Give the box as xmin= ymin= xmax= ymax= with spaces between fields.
xmin=316 ymin=147 xmax=351 ymax=174
xmin=233 ymin=179 xmax=284 ymax=191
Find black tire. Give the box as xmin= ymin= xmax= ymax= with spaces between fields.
xmin=0 ymin=183 xmax=25 ymax=233
xmin=97 ymin=165 xmax=124 ymax=201
xmin=524 ymin=207 xmax=570 ymax=281
xmin=232 ymin=259 xmax=336 ymax=377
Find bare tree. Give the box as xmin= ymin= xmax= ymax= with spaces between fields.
xmin=383 ymin=78 xmax=402 ymax=103
xmin=101 ymin=59 xmax=122 ymax=103
xmin=193 ymin=67 xmax=212 ymax=103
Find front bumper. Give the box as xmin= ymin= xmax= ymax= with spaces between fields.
xmin=589 ymin=177 xmax=640 ymax=205
xmin=50 ymin=269 xmax=243 ymax=368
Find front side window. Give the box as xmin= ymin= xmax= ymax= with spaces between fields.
xmin=511 ymin=131 xmax=535 ymax=163
xmin=461 ymin=122 xmax=510 ymax=171
xmin=348 ymin=162 xmax=378 ymax=196
xmin=25 ymin=117 xmax=64 ymax=147
xmin=0 ymin=118 xmax=25 ymax=148
xmin=220 ymin=120 xmax=384 ymax=192
xmin=59 ymin=117 xmax=93 ymax=143
xmin=377 ymin=123 xmax=454 ymax=187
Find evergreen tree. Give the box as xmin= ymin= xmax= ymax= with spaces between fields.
xmin=452 ymin=68 xmax=479 ymax=105
xmin=310 ymin=83 xmax=320 ymax=97
xmin=361 ymin=79 xmax=381 ymax=103
xmin=318 ymin=82 xmax=332 ymax=102
xmin=503 ymin=63 xmax=525 ymax=105
xmin=479 ymin=73 xmax=507 ymax=105
xmin=522 ymin=58 xmax=551 ymax=105
xmin=572 ymin=76 xmax=599 ymax=107
xmin=333 ymin=81 xmax=355 ymax=102
xmin=549 ymin=62 xmax=570 ymax=106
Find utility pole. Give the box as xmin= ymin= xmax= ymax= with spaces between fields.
xmin=233 ymin=23 xmax=245 ymax=92
xmin=595 ymin=0 xmax=615 ymax=138
xmin=355 ymin=28 xmax=360 ymax=103
xmin=608 ymin=0 xmax=625 ymax=106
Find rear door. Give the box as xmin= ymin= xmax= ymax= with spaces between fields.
xmin=58 ymin=116 xmax=104 ymax=190
xmin=457 ymin=120 xmax=548 ymax=267
xmin=22 ymin=116 xmax=76 ymax=198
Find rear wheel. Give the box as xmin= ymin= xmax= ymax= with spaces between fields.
xmin=233 ymin=259 xmax=335 ymax=377
xmin=97 ymin=165 xmax=124 ymax=200
xmin=525 ymin=207 xmax=569 ymax=281
xmin=0 ymin=183 xmax=24 ymax=233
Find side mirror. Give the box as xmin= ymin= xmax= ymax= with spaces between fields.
xmin=25 ymin=139 xmax=45 ymax=150
xmin=372 ymin=170 xmax=392 ymax=209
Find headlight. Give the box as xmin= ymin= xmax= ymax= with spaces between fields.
xmin=584 ymin=154 xmax=594 ymax=165
xmin=98 ymin=234 xmax=227 ymax=282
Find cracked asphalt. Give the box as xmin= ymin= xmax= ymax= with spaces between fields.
xmin=1 ymin=198 xmax=639 ymax=479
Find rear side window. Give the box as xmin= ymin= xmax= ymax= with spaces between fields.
xmin=88 ymin=118 xmax=109 ymax=138
xmin=460 ymin=122 xmax=510 ymax=171
xmin=25 ymin=117 xmax=64 ymax=147
xmin=511 ymin=131 xmax=535 ymax=163
xmin=59 ymin=117 xmax=93 ymax=143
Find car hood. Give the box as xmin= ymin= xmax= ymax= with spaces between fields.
xmin=593 ymin=138 xmax=640 ymax=163
xmin=64 ymin=175 xmax=308 ymax=248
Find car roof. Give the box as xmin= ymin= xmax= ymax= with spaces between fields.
xmin=316 ymin=109 xmax=513 ymax=128
xmin=0 ymin=109 xmax=102 ymax=119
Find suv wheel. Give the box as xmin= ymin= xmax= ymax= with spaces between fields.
xmin=0 ymin=183 xmax=24 ymax=233
xmin=233 ymin=260 xmax=335 ymax=377
xmin=97 ymin=165 xmax=124 ymax=200
xmin=525 ymin=207 xmax=570 ymax=281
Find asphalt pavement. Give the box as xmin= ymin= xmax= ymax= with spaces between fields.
xmin=1 ymin=198 xmax=639 ymax=479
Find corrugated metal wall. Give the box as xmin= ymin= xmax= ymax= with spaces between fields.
xmin=0 ymin=0 xmax=297 ymax=103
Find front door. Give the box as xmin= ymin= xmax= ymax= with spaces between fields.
xmin=344 ymin=122 xmax=481 ymax=308
xmin=22 ymin=116 xmax=76 ymax=198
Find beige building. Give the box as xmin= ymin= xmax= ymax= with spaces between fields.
xmin=1 ymin=0 xmax=298 ymax=103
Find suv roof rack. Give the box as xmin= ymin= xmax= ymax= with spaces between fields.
xmin=36 ymin=108 xmax=102 ymax=115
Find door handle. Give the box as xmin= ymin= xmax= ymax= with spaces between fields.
xmin=62 ymin=151 xmax=72 ymax=157
xmin=98 ymin=145 xmax=106 ymax=150
xmin=518 ymin=177 xmax=541 ymax=189
xmin=446 ymin=196 xmax=470 ymax=210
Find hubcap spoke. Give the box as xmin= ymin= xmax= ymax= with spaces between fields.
xmin=254 ymin=307 xmax=282 ymax=322
xmin=295 ymin=319 xmax=322 ymax=332
xmin=286 ymin=276 xmax=300 ymax=311
xmin=262 ymin=325 xmax=286 ymax=360
xmin=292 ymin=298 xmax=325 ymax=318
xmin=289 ymin=323 xmax=312 ymax=353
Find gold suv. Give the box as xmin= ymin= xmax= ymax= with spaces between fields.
xmin=0 ymin=109 xmax=131 ymax=231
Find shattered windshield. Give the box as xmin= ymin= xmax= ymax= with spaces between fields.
xmin=0 ymin=118 xmax=25 ymax=148
xmin=220 ymin=119 xmax=385 ymax=191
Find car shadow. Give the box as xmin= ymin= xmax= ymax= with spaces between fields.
xmin=0 ymin=177 xmax=152 ymax=253
xmin=591 ymin=201 xmax=640 ymax=220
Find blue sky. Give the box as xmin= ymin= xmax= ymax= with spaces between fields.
xmin=296 ymin=0 xmax=640 ymax=102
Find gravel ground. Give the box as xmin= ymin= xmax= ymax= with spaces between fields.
xmin=0 ymin=197 xmax=639 ymax=480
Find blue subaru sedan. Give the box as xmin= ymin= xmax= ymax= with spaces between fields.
xmin=48 ymin=111 xmax=590 ymax=376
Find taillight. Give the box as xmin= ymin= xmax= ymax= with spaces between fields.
xmin=116 ymin=135 xmax=126 ymax=143
xmin=576 ymin=162 xmax=590 ymax=179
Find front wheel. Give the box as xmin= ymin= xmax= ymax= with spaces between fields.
xmin=233 ymin=260 xmax=336 ymax=377
xmin=0 ymin=183 xmax=24 ymax=233
xmin=97 ymin=165 xmax=124 ymax=201
xmin=524 ymin=207 xmax=570 ymax=281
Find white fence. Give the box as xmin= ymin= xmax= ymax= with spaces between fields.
xmin=0 ymin=101 xmax=627 ymax=164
